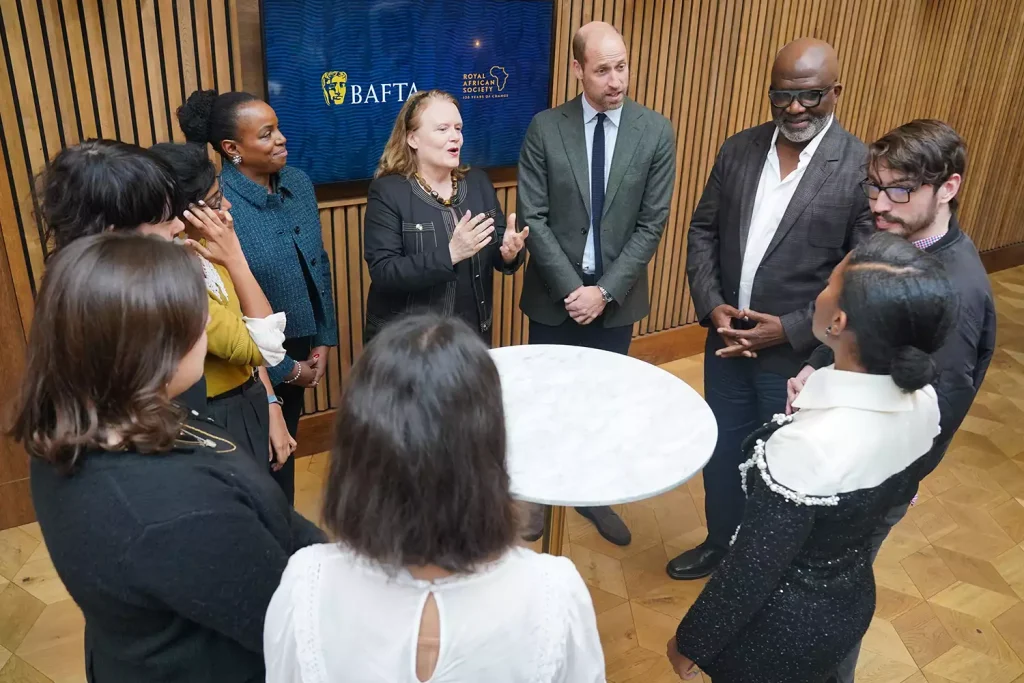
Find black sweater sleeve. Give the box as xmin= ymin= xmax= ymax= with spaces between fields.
xmin=675 ymin=474 xmax=816 ymax=668
xmin=125 ymin=506 xmax=293 ymax=653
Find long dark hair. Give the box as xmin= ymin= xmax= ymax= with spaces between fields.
xmin=841 ymin=232 xmax=956 ymax=391
xmin=10 ymin=233 xmax=207 ymax=473
xmin=36 ymin=139 xmax=183 ymax=254
xmin=177 ymin=89 xmax=259 ymax=159
xmin=322 ymin=313 xmax=517 ymax=573
xmin=149 ymin=142 xmax=218 ymax=210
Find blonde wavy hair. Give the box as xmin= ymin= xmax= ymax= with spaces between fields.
xmin=375 ymin=89 xmax=469 ymax=179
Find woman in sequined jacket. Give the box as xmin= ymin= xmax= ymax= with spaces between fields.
xmin=667 ymin=233 xmax=955 ymax=683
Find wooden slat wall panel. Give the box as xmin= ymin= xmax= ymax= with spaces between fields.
xmin=0 ymin=0 xmax=1023 ymax=450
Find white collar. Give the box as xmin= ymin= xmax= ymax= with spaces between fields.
xmin=792 ymin=365 xmax=916 ymax=413
xmin=582 ymin=94 xmax=623 ymax=127
xmin=770 ymin=114 xmax=834 ymax=161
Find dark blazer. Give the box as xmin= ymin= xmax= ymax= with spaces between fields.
xmin=808 ymin=217 xmax=997 ymax=492
xmin=362 ymin=168 xmax=523 ymax=341
xmin=517 ymin=96 xmax=676 ymax=327
xmin=30 ymin=415 xmax=325 ymax=683
xmin=686 ymin=120 xmax=874 ymax=376
xmin=222 ymin=163 xmax=339 ymax=384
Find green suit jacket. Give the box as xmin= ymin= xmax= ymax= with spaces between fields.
xmin=516 ymin=95 xmax=676 ymax=327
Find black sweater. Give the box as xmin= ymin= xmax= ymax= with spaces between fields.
xmin=807 ymin=218 xmax=997 ymax=492
xmin=30 ymin=414 xmax=326 ymax=683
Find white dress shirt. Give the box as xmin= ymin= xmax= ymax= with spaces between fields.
xmin=263 ymin=544 xmax=606 ymax=683
xmin=581 ymin=95 xmax=621 ymax=274
xmin=767 ymin=366 xmax=940 ymax=497
xmin=737 ymin=116 xmax=833 ymax=310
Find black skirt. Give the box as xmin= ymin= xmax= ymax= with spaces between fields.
xmin=206 ymin=376 xmax=271 ymax=473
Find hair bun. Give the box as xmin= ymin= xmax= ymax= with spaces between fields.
xmin=177 ymin=90 xmax=219 ymax=145
xmin=890 ymin=346 xmax=936 ymax=392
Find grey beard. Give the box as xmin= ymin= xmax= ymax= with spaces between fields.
xmin=774 ymin=113 xmax=830 ymax=143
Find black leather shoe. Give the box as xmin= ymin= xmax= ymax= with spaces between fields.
xmin=666 ymin=542 xmax=726 ymax=580
xmin=576 ymin=506 xmax=631 ymax=546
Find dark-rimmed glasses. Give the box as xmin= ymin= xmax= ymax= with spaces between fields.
xmin=860 ymin=180 xmax=919 ymax=204
xmin=767 ymin=85 xmax=836 ymax=109
xmin=205 ymin=182 xmax=225 ymax=210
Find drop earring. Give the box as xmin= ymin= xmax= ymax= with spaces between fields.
xmin=230 ymin=154 xmax=242 ymax=165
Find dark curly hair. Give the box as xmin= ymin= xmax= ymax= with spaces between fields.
xmin=868 ymin=119 xmax=967 ymax=210
xmin=322 ymin=313 xmax=518 ymax=573
xmin=37 ymin=140 xmax=183 ymax=254
xmin=177 ymin=89 xmax=259 ymax=158
xmin=841 ymin=232 xmax=956 ymax=392
xmin=10 ymin=232 xmax=207 ymax=473
xmin=148 ymin=142 xmax=218 ymax=210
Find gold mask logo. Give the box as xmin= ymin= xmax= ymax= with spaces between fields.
xmin=322 ymin=71 xmax=348 ymax=106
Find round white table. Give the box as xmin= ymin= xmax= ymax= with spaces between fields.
xmin=490 ymin=344 xmax=718 ymax=555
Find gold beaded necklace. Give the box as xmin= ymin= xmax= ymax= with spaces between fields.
xmin=414 ymin=172 xmax=458 ymax=206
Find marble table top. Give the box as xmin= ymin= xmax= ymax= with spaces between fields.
xmin=490 ymin=344 xmax=718 ymax=507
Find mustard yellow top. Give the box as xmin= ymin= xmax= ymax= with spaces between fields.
xmin=203 ymin=259 xmax=264 ymax=397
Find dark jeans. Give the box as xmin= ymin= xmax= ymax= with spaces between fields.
xmin=271 ymin=337 xmax=313 ymax=505
xmin=833 ymin=501 xmax=911 ymax=682
xmin=702 ymin=331 xmax=789 ymax=549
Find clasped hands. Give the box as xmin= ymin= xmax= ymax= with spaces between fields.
xmin=711 ymin=304 xmax=786 ymax=358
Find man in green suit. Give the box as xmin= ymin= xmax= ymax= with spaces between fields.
xmin=516 ymin=21 xmax=677 ymax=546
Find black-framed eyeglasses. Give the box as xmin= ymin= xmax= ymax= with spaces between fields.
xmin=860 ymin=180 xmax=919 ymax=204
xmin=767 ymin=85 xmax=836 ymax=109
xmin=205 ymin=183 xmax=224 ymax=210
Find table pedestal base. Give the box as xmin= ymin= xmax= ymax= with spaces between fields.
xmin=541 ymin=504 xmax=566 ymax=556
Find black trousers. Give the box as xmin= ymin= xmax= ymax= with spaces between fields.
xmin=207 ymin=376 xmax=271 ymax=475
xmin=271 ymin=337 xmax=313 ymax=505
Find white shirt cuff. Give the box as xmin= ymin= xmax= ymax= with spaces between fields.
xmin=243 ymin=312 xmax=288 ymax=366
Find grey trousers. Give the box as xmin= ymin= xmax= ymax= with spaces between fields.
xmin=833 ymin=501 xmax=912 ymax=682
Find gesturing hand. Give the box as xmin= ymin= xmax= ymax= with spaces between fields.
xmin=499 ymin=212 xmax=530 ymax=263
xmin=666 ymin=637 xmax=699 ymax=680
xmin=181 ymin=202 xmax=245 ymax=268
xmin=564 ymin=286 xmax=606 ymax=325
xmin=716 ymin=308 xmax=787 ymax=359
xmin=449 ymin=211 xmax=495 ymax=265
xmin=786 ymin=365 xmax=815 ymax=415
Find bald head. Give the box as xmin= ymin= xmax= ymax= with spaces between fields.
xmin=572 ymin=22 xmax=624 ymax=65
xmin=769 ymin=38 xmax=842 ymax=144
xmin=571 ymin=21 xmax=629 ymax=111
xmin=772 ymin=38 xmax=840 ymax=86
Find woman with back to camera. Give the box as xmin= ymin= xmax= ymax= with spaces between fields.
xmin=12 ymin=233 xmax=325 ymax=683
xmin=263 ymin=313 xmax=605 ymax=683
xmin=666 ymin=232 xmax=955 ymax=682
xmin=177 ymin=89 xmax=339 ymax=503
xmin=363 ymin=89 xmax=529 ymax=343
xmin=150 ymin=141 xmax=296 ymax=486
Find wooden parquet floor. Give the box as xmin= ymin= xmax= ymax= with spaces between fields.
xmin=2 ymin=265 xmax=1024 ymax=682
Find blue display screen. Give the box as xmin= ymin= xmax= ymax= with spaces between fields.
xmin=262 ymin=0 xmax=555 ymax=185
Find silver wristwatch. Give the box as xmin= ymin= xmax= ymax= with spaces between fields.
xmin=598 ymin=286 xmax=614 ymax=303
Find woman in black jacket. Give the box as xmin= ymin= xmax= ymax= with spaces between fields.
xmin=363 ymin=89 xmax=528 ymax=342
xmin=11 ymin=233 xmax=324 ymax=683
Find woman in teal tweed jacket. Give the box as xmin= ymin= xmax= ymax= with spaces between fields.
xmin=178 ymin=88 xmax=338 ymax=503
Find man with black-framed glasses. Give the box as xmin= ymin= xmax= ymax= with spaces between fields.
xmin=673 ymin=38 xmax=873 ymax=581
xmin=790 ymin=119 xmax=996 ymax=683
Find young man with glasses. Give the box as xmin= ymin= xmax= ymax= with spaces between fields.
xmin=674 ymin=38 xmax=873 ymax=580
xmin=790 ymin=119 xmax=996 ymax=683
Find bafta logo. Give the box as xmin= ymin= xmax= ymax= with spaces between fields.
xmin=322 ymin=70 xmax=348 ymax=106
